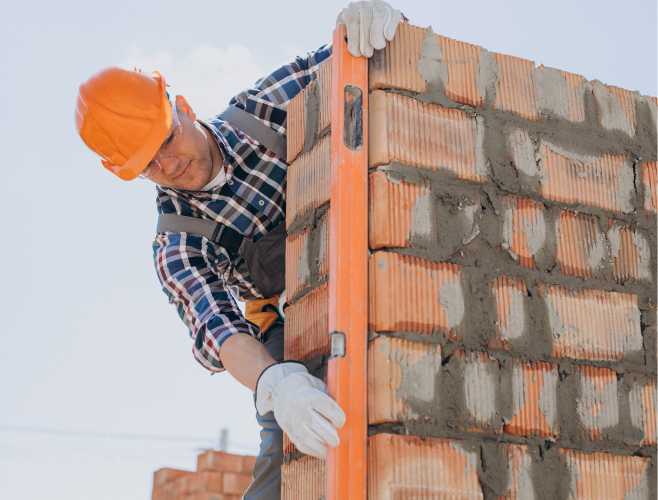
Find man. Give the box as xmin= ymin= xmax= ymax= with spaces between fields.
xmin=74 ymin=2 xmax=402 ymax=498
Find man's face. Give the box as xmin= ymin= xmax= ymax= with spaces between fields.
xmin=146 ymin=97 xmax=217 ymax=191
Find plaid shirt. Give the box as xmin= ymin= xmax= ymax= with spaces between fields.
xmin=153 ymin=44 xmax=332 ymax=373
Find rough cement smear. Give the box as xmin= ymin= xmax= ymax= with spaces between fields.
xmin=585 ymin=231 xmax=607 ymax=272
xmin=516 ymin=452 xmax=536 ymax=500
xmin=522 ymin=206 xmax=547 ymax=257
xmin=475 ymin=48 xmax=499 ymax=107
xmin=395 ymin=348 xmax=441 ymax=419
xmin=416 ymin=27 xmax=453 ymax=107
xmin=537 ymin=367 xmax=558 ymax=433
xmin=642 ymin=96 xmax=658 ymax=137
xmin=577 ymin=375 xmax=619 ymax=434
xmin=501 ymin=287 xmax=525 ymax=341
xmin=511 ymin=363 xmax=527 ymax=418
xmin=296 ymin=234 xmax=311 ymax=286
xmin=439 ymin=278 xmax=465 ymax=329
xmin=625 ymin=470 xmax=650 ymax=500
xmin=534 ymin=66 xmax=572 ymax=121
xmin=475 ymin=116 xmax=490 ymax=180
xmin=628 ymin=385 xmax=648 ymax=444
xmin=460 ymin=204 xmax=480 ymax=244
xmin=631 ymin=227 xmax=652 ymax=282
xmin=591 ymin=80 xmax=634 ymax=137
xmin=411 ymin=192 xmax=432 ymax=241
xmin=510 ymin=130 xmax=546 ymax=183
xmin=541 ymin=140 xmax=602 ymax=167
xmin=463 ymin=359 xmax=497 ymax=425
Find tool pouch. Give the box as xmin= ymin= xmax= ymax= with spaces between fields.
xmin=244 ymin=295 xmax=281 ymax=334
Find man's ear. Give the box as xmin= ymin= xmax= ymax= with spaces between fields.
xmin=176 ymin=95 xmax=197 ymax=122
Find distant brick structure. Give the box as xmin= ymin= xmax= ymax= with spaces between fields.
xmin=151 ymin=449 xmax=255 ymax=500
xmin=282 ymin=22 xmax=656 ymax=500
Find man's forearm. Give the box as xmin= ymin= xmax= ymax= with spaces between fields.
xmin=220 ymin=333 xmax=277 ymax=392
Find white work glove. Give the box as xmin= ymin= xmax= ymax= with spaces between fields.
xmin=336 ymin=0 xmax=403 ymax=58
xmin=255 ymin=362 xmax=346 ymax=459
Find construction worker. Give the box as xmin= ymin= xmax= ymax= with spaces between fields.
xmin=75 ymin=2 xmax=402 ymax=498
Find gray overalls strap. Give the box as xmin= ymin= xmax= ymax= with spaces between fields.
xmin=155 ymin=106 xmax=287 ymax=298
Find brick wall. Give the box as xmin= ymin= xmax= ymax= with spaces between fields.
xmin=283 ymin=22 xmax=657 ymax=499
xmin=151 ymin=449 xmax=255 ymax=500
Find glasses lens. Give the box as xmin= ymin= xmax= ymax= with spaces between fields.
xmin=139 ymin=160 xmax=161 ymax=180
xmin=160 ymin=104 xmax=183 ymax=156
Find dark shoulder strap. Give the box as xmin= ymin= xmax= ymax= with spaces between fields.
xmin=218 ymin=105 xmax=287 ymax=160
xmin=156 ymin=213 xmax=243 ymax=256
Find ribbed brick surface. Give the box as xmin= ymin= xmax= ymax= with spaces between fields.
xmin=562 ymin=71 xmax=587 ymax=123
xmin=436 ymin=33 xmax=483 ymax=107
xmin=607 ymin=222 xmax=651 ymax=284
xmin=493 ymin=53 xmax=539 ymax=121
xmin=505 ymin=359 xmax=559 ymax=438
xmin=285 ymin=133 xmax=330 ymax=228
xmin=284 ymin=281 xmax=330 ymax=361
xmin=369 ymin=90 xmax=486 ymax=182
xmin=455 ymin=350 xmax=502 ymax=433
xmin=502 ymin=196 xmax=546 ymax=269
xmin=286 ymin=59 xmax=332 ymax=163
xmin=559 ymin=449 xmax=651 ymax=499
xmin=286 ymin=83 xmax=306 ymax=163
xmin=489 ymin=276 xmax=528 ymax=349
xmin=368 ymin=170 xmax=431 ymax=249
xmin=369 ymin=23 xmax=428 ymax=93
xmin=556 ymin=210 xmax=606 ymax=279
xmin=281 ymin=456 xmax=326 ymax=500
xmin=630 ymin=378 xmax=657 ymax=446
xmin=282 ymin=432 xmax=297 ymax=455
xmin=500 ymin=444 xmax=534 ymax=500
xmin=540 ymin=284 xmax=642 ymax=361
xmin=592 ymin=82 xmax=637 ymax=137
xmin=576 ymin=365 xmax=618 ymax=441
xmin=317 ymin=58 xmax=332 ymax=134
xmin=368 ymin=433 xmax=483 ymax=499
xmin=285 ymin=226 xmax=310 ymax=299
xmin=642 ymin=161 xmax=657 ymax=215
xmin=540 ymin=145 xmax=633 ymax=213
xmin=368 ymin=337 xmax=440 ymax=424
xmin=369 ymin=251 xmax=466 ymax=339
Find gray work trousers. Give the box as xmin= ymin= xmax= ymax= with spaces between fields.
xmin=242 ymin=319 xmax=285 ymax=500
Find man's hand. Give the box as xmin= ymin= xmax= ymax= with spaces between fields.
xmin=336 ymin=1 xmax=403 ymax=58
xmin=255 ymin=362 xmax=346 ymax=460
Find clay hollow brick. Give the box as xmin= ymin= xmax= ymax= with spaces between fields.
xmin=559 ymin=449 xmax=651 ymax=499
xmin=454 ymin=350 xmax=503 ymax=434
xmin=576 ymin=365 xmax=618 ymax=441
xmin=540 ymin=144 xmax=633 ymax=213
xmin=591 ymin=81 xmax=637 ymax=138
xmin=281 ymin=455 xmax=326 ymax=500
xmin=369 ymin=251 xmax=466 ymax=339
xmin=642 ymin=161 xmax=657 ymax=215
xmin=368 ymin=170 xmax=431 ymax=250
xmin=629 ymin=378 xmax=657 ymax=447
xmin=499 ymin=444 xmax=534 ymax=500
xmin=607 ymin=221 xmax=652 ymax=284
xmin=540 ymin=284 xmax=642 ymax=362
xmin=368 ymin=336 xmax=440 ymax=424
xmin=369 ymin=90 xmax=487 ymax=182
xmin=493 ymin=52 xmax=539 ymax=121
xmin=502 ymin=196 xmax=546 ymax=269
xmin=489 ymin=275 xmax=528 ymax=349
xmin=368 ymin=433 xmax=483 ymax=500
xmin=284 ymin=281 xmax=330 ymax=362
xmin=504 ymin=359 xmax=560 ymax=438
xmin=285 ymin=133 xmax=331 ymax=228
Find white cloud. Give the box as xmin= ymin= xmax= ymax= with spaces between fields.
xmin=121 ymin=44 xmax=266 ymax=120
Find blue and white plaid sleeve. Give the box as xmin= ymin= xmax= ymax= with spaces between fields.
xmin=153 ymin=232 xmax=259 ymax=372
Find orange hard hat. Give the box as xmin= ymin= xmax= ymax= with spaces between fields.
xmin=74 ymin=66 xmax=172 ymax=181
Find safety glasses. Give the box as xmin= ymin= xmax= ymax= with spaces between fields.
xmin=139 ymin=102 xmax=183 ymax=180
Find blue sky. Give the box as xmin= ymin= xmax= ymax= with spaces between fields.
xmin=0 ymin=1 xmax=655 ymax=498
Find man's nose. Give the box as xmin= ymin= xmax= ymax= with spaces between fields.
xmin=158 ymin=155 xmax=180 ymax=174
